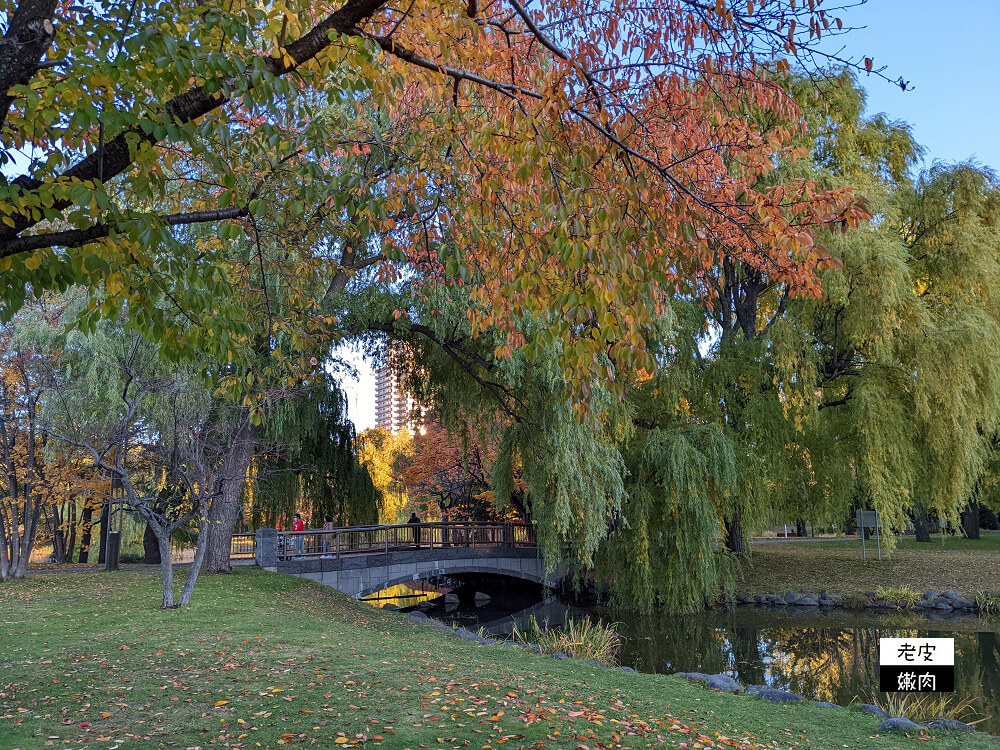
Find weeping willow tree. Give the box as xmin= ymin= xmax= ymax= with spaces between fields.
xmin=806 ymin=162 xmax=1000 ymax=539
xmin=600 ymin=423 xmax=739 ymax=610
xmin=252 ymin=372 xmax=381 ymax=528
xmin=349 ymin=72 xmax=1000 ymax=609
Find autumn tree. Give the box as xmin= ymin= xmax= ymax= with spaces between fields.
xmin=399 ymin=418 xmax=519 ymax=522
xmin=356 ymin=426 xmax=413 ymax=524
xmin=0 ymin=0 xmax=881 ymax=377
xmin=1 ymin=0 xmax=887 ymax=569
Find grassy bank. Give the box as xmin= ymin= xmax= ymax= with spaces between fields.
xmin=738 ymin=532 xmax=1000 ymax=601
xmin=1 ymin=569 xmax=993 ymax=749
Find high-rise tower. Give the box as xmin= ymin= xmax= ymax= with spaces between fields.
xmin=374 ymin=364 xmax=417 ymax=434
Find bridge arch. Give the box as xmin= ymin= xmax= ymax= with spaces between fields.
xmin=355 ymin=560 xmax=549 ymax=600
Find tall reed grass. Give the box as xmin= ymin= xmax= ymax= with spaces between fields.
xmin=866 ymin=692 xmax=988 ymax=726
xmin=508 ymin=615 xmax=622 ymax=666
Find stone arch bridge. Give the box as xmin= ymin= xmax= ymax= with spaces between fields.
xmin=253 ymin=522 xmax=556 ymax=599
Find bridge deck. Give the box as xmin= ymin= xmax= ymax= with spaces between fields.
xmin=269 ymin=521 xmax=535 ymax=560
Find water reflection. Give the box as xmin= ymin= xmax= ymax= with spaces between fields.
xmin=383 ymin=591 xmax=1000 ymax=734
xmin=360 ymin=582 xmax=445 ymax=608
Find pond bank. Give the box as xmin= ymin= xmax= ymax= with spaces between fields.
xmin=3 ymin=568 xmax=995 ymax=749
xmin=405 ymin=585 xmax=1000 ymax=736
xmin=736 ymin=532 xmax=1000 ymax=602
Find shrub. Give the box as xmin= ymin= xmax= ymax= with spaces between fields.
xmin=975 ymin=591 xmax=1000 ymax=617
xmin=873 ymin=585 xmax=922 ymax=606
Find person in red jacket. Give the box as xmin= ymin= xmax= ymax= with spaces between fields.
xmin=292 ymin=513 xmax=305 ymax=555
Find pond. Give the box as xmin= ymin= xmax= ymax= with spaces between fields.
xmin=369 ymin=585 xmax=1000 ymax=734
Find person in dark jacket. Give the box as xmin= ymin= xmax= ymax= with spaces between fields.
xmin=407 ymin=512 xmax=421 ymax=547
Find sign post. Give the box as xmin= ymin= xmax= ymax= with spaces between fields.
xmin=856 ymin=509 xmax=881 ymax=561
xmin=880 ymin=638 xmax=955 ymax=692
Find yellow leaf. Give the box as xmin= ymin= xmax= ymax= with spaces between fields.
xmin=24 ymin=254 xmax=42 ymax=271
xmin=215 ymin=700 xmax=229 ymax=706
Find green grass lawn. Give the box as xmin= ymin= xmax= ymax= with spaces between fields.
xmin=739 ymin=531 xmax=1000 ymax=600
xmin=1 ymin=568 xmax=994 ymax=749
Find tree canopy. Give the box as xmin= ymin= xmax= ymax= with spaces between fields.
xmin=1 ymin=0 xmax=877 ymax=393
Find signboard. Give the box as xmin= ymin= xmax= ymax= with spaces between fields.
xmin=856 ymin=509 xmax=881 ymax=561
xmin=879 ymin=638 xmax=955 ymax=692
xmin=856 ymin=510 xmax=879 ymax=528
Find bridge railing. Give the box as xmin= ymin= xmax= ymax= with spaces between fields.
xmin=230 ymin=532 xmax=256 ymax=560
xmin=275 ymin=522 xmax=535 ymax=560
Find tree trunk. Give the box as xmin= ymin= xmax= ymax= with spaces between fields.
xmin=795 ymin=518 xmax=807 ymax=538
xmin=962 ymin=503 xmax=981 ymax=540
xmin=202 ymin=435 xmax=254 ymax=573
xmin=0 ymin=511 xmax=10 ymax=579
xmin=179 ymin=510 xmax=211 ymax=606
xmin=50 ymin=502 xmax=65 ymax=563
xmin=724 ymin=508 xmax=747 ymax=557
xmin=914 ymin=508 xmax=932 ymax=543
xmin=10 ymin=426 xmax=43 ymax=578
xmin=98 ymin=501 xmax=109 ymax=564
xmin=143 ymin=522 xmax=161 ymax=564
xmin=154 ymin=527 xmax=175 ymax=608
xmin=65 ymin=500 xmax=77 ymax=563
xmin=78 ymin=504 xmax=93 ymax=563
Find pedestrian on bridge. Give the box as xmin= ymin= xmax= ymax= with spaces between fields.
xmin=322 ymin=517 xmax=334 ymax=554
xmin=407 ymin=512 xmax=421 ymax=548
xmin=292 ymin=513 xmax=305 ymax=556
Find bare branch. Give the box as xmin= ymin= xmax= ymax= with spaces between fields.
xmin=2 ymin=204 xmax=251 ymax=256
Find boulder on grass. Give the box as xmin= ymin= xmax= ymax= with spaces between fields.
xmin=705 ymin=674 xmax=742 ymax=692
xmin=744 ymin=685 xmax=804 ymax=703
xmin=927 ymin=718 xmax=975 ymax=732
xmin=679 ymin=672 xmax=709 ymax=682
xmin=878 ymin=718 xmax=924 ymax=732
xmin=860 ymin=704 xmax=890 ymax=718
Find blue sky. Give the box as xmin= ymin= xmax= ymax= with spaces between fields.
xmin=832 ymin=0 xmax=1000 ymax=170
xmin=339 ymin=1 xmax=1000 ymax=431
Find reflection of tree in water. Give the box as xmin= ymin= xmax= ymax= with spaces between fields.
xmin=763 ymin=626 xmax=890 ymax=704
xmin=976 ymin=633 xmax=1000 ymax=731
xmin=612 ymin=610 xmax=1000 ymax=733
xmin=731 ymin=627 xmax=765 ymax=686
xmin=617 ymin=614 xmax=730 ymax=675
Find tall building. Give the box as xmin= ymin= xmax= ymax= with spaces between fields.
xmin=374 ymin=364 xmax=418 ymax=434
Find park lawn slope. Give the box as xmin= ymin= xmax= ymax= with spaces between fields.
xmin=739 ymin=532 xmax=1000 ymax=601
xmin=0 ymin=569 xmax=991 ymax=749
